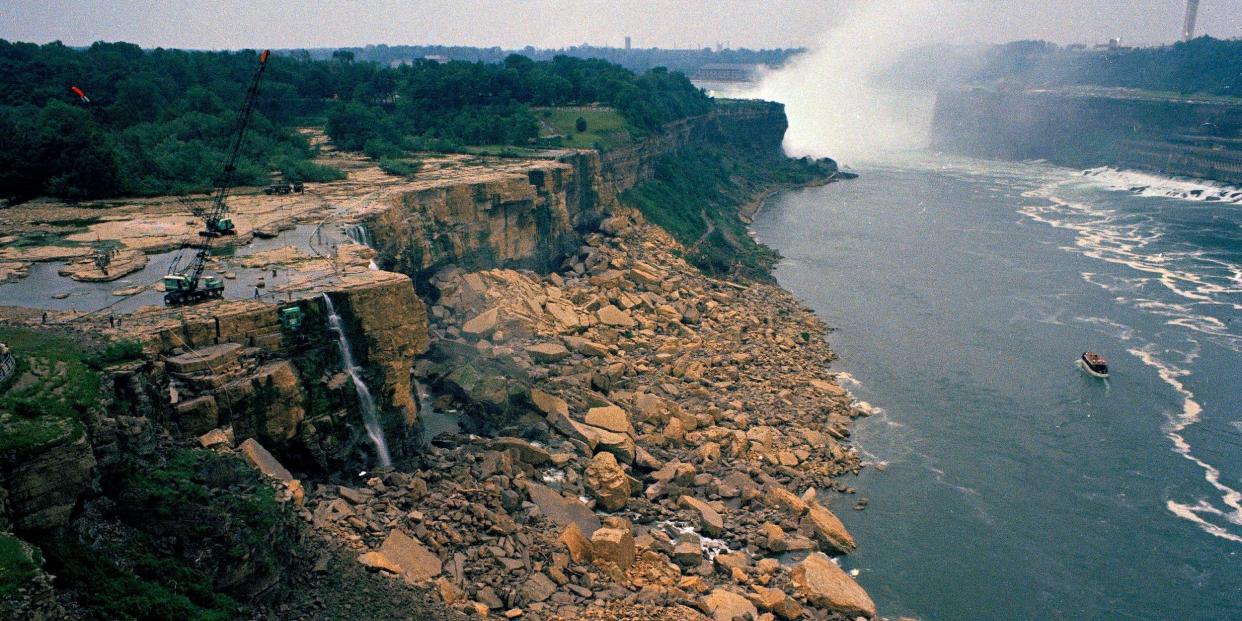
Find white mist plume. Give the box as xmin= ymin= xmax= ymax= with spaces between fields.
xmin=746 ymin=1 xmax=963 ymax=163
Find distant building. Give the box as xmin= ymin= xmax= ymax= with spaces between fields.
xmin=423 ymin=55 xmax=450 ymax=64
xmin=625 ymin=36 xmax=631 ymax=51
xmin=690 ymin=63 xmax=763 ymax=83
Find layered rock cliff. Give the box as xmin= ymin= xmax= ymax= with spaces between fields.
xmin=932 ymin=87 xmax=1242 ymax=183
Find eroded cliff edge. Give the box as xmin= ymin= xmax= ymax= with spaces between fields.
xmin=0 ymin=100 xmax=885 ymax=621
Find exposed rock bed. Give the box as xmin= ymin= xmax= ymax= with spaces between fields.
xmin=288 ymin=213 xmax=879 ymax=620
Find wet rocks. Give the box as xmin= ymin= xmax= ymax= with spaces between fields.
xmin=678 ymin=496 xmax=724 ymax=537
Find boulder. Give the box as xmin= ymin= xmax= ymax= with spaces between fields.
xmin=239 ymin=438 xmax=292 ymax=481
xmin=492 ymin=437 xmax=552 ymax=465
xmin=526 ymin=342 xmax=570 ymax=363
xmin=703 ymin=588 xmax=758 ymax=621
xmin=584 ymin=451 xmax=630 ymax=511
xmin=519 ymin=572 xmax=558 ymax=603
xmin=802 ymin=502 xmax=857 ymax=554
xmin=358 ymin=551 xmax=401 ymax=574
xmin=596 ymin=305 xmax=635 ymax=327
xmin=524 ymin=481 xmax=601 ymax=536
xmin=378 ymin=529 xmax=442 ymax=584
xmin=586 ymin=425 xmax=637 ymax=464
xmin=558 ymin=523 xmax=593 ymax=563
xmin=462 ymin=308 xmax=500 ymax=337
xmin=679 ymin=495 xmax=724 ymax=537
xmin=751 ymin=586 xmax=803 ymax=620
xmin=590 ymin=527 xmax=635 ymax=571
xmin=789 ymin=553 xmax=875 ymax=618
xmin=673 ymin=541 xmax=703 ymax=568
xmin=197 ymin=426 xmax=234 ymax=449
xmin=584 ymin=405 xmax=632 ymax=434
xmin=764 ymin=486 xmax=808 ymax=516
xmin=530 ymin=389 xmax=569 ymax=418
xmin=809 ymin=378 xmax=849 ymax=399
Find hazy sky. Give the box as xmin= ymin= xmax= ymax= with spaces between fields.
xmin=4 ymin=0 xmax=1242 ymax=51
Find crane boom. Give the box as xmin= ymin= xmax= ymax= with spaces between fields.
xmin=165 ymin=49 xmax=270 ymax=306
xmin=203 ymin=49 xmax=271 ymax=236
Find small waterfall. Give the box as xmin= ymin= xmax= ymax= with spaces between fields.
xmin=322 ymin=293 xmax=392 ymax=467
xmin=346 ymin=223 xmax=374 ymax=248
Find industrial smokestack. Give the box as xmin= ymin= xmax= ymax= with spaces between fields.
xmin=1182 ymin=0 xmax=1200 ymax=41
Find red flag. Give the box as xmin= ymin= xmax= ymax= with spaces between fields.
xmin=70 ymin=86 xmax=90 ymax=103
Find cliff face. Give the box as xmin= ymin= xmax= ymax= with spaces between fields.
xmin=131 ymin=270 xmax=429 ymax=468
xmin=932 ymin=88 xmax=1242 ymax=182
xmin=361 ymin=101 xmax=789 ymax=283
xmin=601 ymin=100 xmax=789 ymax=192
xmin=365 ymin=155 xmax=612 ymax=280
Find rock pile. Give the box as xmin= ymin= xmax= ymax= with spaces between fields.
xmin=298 ymin=213 xmax=882 ymax=619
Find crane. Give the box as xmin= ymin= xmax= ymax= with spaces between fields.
xmin=201 ymin=48 xmax=271 ymax=237
xmin=164 ymin=49 xmax=270 ymax=306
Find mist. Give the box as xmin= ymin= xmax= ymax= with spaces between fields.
xmin=743 ymin=2 xmax=959 ymax=164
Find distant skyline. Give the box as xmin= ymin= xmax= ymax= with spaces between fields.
xmin=4 ymin=1 xmax=1242 ymax=51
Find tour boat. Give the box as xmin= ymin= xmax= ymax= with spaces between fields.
xmin=1079 ymin=351 xmax=1109 ymax=378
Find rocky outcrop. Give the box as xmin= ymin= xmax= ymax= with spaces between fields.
xmin=129 ymin=269 xmax=429 ymax=468
xmin=0 ymin=431 xmax=95 ymax=531
xmin=932 ymin=87 xmax=1242 ymax=183
xmin=365 ymin=153 xmax=614 ymax=279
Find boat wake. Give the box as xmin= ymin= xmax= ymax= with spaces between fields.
xmin=1021 ymin=171 xmax=1242 ymax=543
xmin=1128 ymin=345 xmax=1242 ymax=544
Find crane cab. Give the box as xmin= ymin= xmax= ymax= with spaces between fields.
xmin=201 ymin=217 xmax=236 ymax=237
xmin=163 ymin=273 xmax=224 ymax=305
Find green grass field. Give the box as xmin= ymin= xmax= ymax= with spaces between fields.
xmin=538 ymin=108 xmax=632 ymax=151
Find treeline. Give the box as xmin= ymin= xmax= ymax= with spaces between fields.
xmin=889 ymin=37 xmax=1242 ymax=97
xmin=0 ymin=39 xmax=712 ymax=202
xmin=0 ymin=40 xmax=341 ymax=201
xmin=324 ymin=54 xmax=713 ymax=153
xmin=290 ymin=44 xmax=803 ymax=76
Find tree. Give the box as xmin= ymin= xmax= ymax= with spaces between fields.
xmin=575 ymin=116 xmax=587 ymax=132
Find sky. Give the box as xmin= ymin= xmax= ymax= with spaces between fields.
xmin=3 ymin=0 xmax=1242 ymax=51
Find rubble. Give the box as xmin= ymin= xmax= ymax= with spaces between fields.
xmin=296 ymin=216 xmax=874 ymax=619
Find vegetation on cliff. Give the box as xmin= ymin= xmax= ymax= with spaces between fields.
xmin=0 ymin=533 xmax=42 ymax=598
xmin=623 ymin=144 xmax=836 ymax=279
xmin=0 ymin=326 xmax=98 ymax=454
xmin=36 ymin=448 xmax=296 ymax=621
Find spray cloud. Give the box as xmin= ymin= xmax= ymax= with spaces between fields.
xmin=745 ymin=1 xmax=968 ymax=164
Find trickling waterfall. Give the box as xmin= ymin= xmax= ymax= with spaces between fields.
xmin=346 ymin=223 xmax=374 ymax=248
xmin=322 ymin=293 xmax=392 ymax=467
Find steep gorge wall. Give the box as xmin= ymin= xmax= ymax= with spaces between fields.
xmin=932 ymin=88 xmax=1242 ymax=182
xmin=601 ymin=99 xmax=788 ymax=192
xmin=132 ymin=271 xmax=429 ymax=470
xmin=361 ymin=100 xmax=789 ymax=282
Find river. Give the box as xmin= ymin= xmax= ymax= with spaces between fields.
xmin=751 ymin=154 xmax=1242 ymax=620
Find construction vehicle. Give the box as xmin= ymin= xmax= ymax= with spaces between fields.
xmin=265 ymin=171 xmax=304 ymax=195
xmin=163 ymin=249 xmax=225 ymax=305
xmin=164 ymin=49 xmax=270 ymax=306
xmin=200 ymin=49 xmax=272 ymax=237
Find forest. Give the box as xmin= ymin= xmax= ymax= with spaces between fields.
xmin=0 ymin=40 xmax=712 ymax=202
